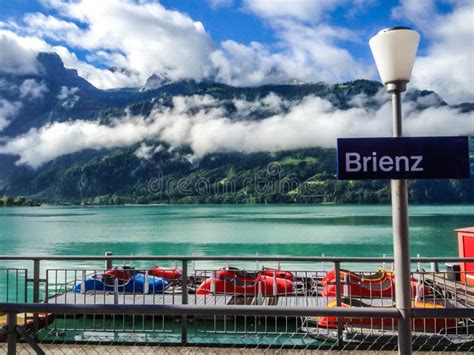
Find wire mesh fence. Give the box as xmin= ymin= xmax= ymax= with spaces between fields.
xmin=1 ymin=255 xmax=474 ymax=353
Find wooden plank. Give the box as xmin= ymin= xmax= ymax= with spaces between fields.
xmin=47 ymin=292 xmax=234 ymax=306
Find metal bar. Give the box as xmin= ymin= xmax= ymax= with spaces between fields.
xmin=15 ymin=325 xmax=45 ymax=355
xmin=334 ymin=261 xmax=343 ymax=349
xmin=33 ymin=259 xmax=40 ymax=303
xmin=32 ymin=259 xmax=40 ymax=335
xmin=181 ymin=259 xmax=188 ymax=345
xmin=7 ymin=312 xmax=16 ymax=355
xmin=391 ymin=87 xmax=412 ymax=355
xmin=0 ymin=302 xmax=401 ymax=318
xmin=412 ymin=308 xmax=474 ymax=318
xmin=1 ymin=255 xmax=474 ymax=262
xmin=105 ymin=252 xmax=113 ymax=270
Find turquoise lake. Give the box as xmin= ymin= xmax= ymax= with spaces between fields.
xmin=0 ymin=204 xmax=473 ymax=301
xmin=0 ymin=204 xmax=472 ymax=263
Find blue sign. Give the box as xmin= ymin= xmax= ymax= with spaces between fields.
xmin=337 ymin=136 xmax=470 ymax=180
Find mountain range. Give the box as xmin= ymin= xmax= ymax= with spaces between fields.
xmin=0 ymin=52 xmax=472 ymax=205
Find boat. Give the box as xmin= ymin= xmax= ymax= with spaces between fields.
xmin=197 ymin=267 xmax=294 ymax=295
xmin=0 ymin=313 xmax=55 ymax=341
xmin=214 ymin=267 xmax=294 ymax=281
xmin=149 ymin=265 xmax=182 ymax=280
xmin=260 ymin=267 xmax=294 ymax=281
xmin=322 ymin=268 xmax=430 ymax=298
xmin=104 ymin=264 xmax=139 ymax=281
xmin=316 ymin=297 xmax=458 ymax=332
xmin=74 ymin=273 xmax=169 ymax=294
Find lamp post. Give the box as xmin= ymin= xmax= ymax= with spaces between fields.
xmin=369 ymin=27 xmax=420 ymax=355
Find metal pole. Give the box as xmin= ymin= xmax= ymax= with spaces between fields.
xmin=334 ymin=261 xmax=343 ymax=349
xmin=105 ymin=251 xmax=113 ymax=270
xmin=7 ymin=312 xmax=17 ymax=355
xmin=33 ymin=259 xmax=40 ymax=334
xmin=181 ymin=259 xmax=188 ymax=344
xmin=390 ymin=85 xmax=412 ymax=355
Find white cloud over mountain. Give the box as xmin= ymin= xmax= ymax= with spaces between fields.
xmin=0 ymin=99 xmax=22 ymax=132
xmin=1 ymin=93 xmax=472 ymax=168
xmin=0 ymin=0 xmax=471 ymax=104
xmin=0 ymin=1 xmax=472 ymax=168
xmin=0 ymin=0 xmax=368 ymax=89
xmin=27 ymin=0 xmax=216 ymax=85
xmin=0 ymin=31 xmax=42 ymax=75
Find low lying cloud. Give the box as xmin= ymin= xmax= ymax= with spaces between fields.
xmin=0 ymin=99 xmax=22 ymax=131
xmin=0 ymin=93 xmax=472 ymax=168
xmin=57 ymin=86 xmax=79 ymax=109
xmin=19 ymin=79 xmax=48 ymax=101
xmin=135 ymin=143 xmax=164 ymax=160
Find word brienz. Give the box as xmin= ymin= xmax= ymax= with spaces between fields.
xmin=337 ymin=136 xmax=470 ymax=180
xmin=345 ymin=153 xmax=423 ymax=173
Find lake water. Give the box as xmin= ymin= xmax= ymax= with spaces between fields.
xmin=0 ymin=204 xmax=473 ymax=301
xmin=0 ymin=204 xmax=472 ymax=261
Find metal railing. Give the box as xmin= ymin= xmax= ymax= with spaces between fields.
xmin=1 ymin=254 xmax=474 ymax=353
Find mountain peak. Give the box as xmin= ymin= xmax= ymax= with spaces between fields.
xmin=142 ymin=72 xmax=173 ymax=91
xmin=36 ymin=52 xmax=97 ymax=92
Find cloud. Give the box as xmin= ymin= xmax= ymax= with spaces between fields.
xmin=0 ymin=0 xmax=471 ymax=100
xmin=4 ymin=0 xmax=368 ymax=88
xmin=0 ymin=28 xmax=142 ymax=89
xmin=0 ymin=31 xmax=40 ymax=74
xmin=27 ymin=0 xmax=216 ymax=84
xmin=1 ymin=93 xmax=472 ymax=168
xmin=212 ymin=21 xmax=368 ymax=86
xmin=135 ymin=142 xmax=164 ymax=160
xmin=393 ymin=0 xmax=474 ymax=103
xmin=207 ymin=0 xmax=233 ymax=10
xmin=242 ymin=0 xmax=343 ymax=23
xmin=57 ymin=86 xmax=79 ymax=109
xmin=0 ymin=99 xmax=22 ymax=131
xmin=19 ymin=79 xmax=48 ymax=101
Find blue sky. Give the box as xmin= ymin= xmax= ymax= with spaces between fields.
xmin=0 ymin=0 xmax=472 ymax=103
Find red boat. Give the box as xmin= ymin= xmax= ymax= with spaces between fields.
xmin=260 ymin=267 xmax=294 ymax=281
xmin=317 ymin=298 xmax=457 ymax=332
xmin=215 ymin=267 xmax=294 ymax=282
xmin=104 ymin=265 xmax=138 ymax=281
xmin=197 ymin=267 xmax=294 ymax=295
xmin=149 ymin=266 xmax=182 ymax=280
xmin=322 ymin=268 xmax=430 ymax=298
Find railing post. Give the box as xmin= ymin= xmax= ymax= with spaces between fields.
xmin=7 ymin=312 xmax=17 ymax=355
xmin=33 ymin=259 xmax=40 ymax=333
xmin=335 ymin=261 xmax=343 ymax=349
xmin=33 ymin=259 xmax=40 ymax=303
xmin=181 ymin=259 xmax=188 ymax=345
xmin=114 ymin=278 xmax=119 ymax=305
xmin=105 ymin=252 xmax=113 ymax=270
xmin=144 ymin=271 xmax=149 ymax=295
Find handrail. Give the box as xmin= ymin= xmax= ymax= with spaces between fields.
xmin=0 ymin=302 xmax=401 ymax=318
xmin=0 ymin=255 xmax=473 ymax=262
xmin=1 ymin=302 xmax=472 ymax=319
